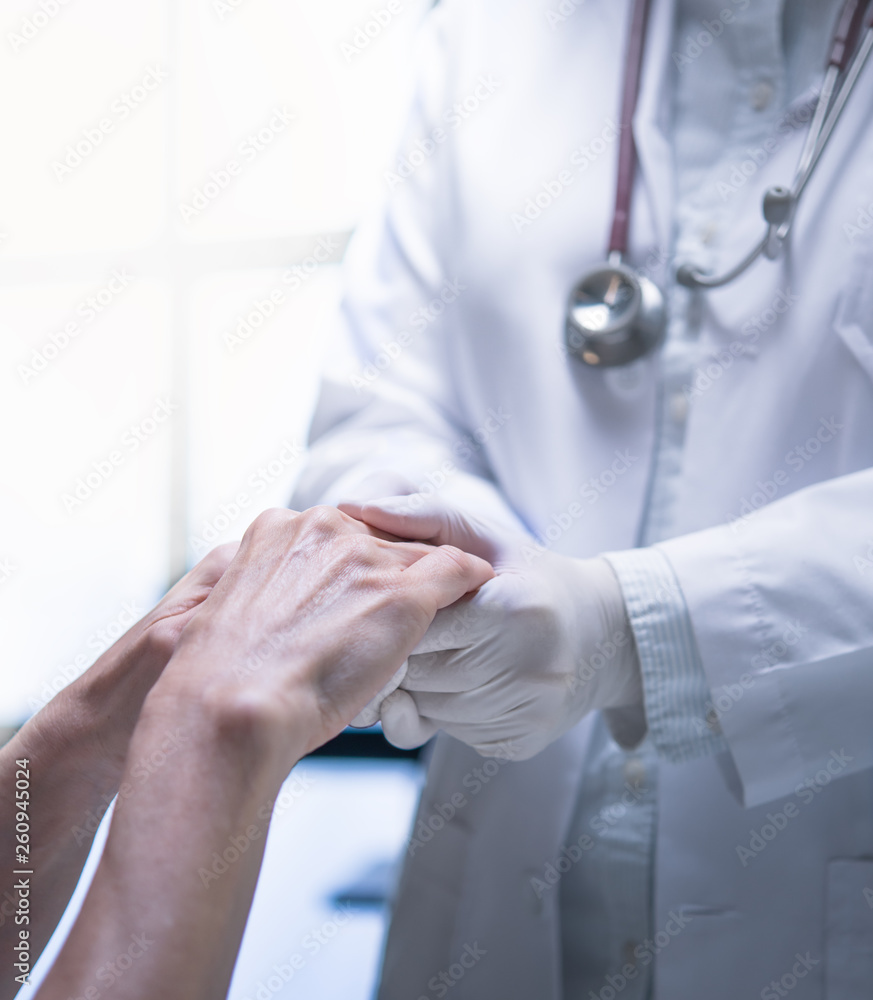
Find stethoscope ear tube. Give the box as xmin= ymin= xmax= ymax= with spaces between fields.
xmin=676 ymin=6 xmax=873 ymax=290
xmin=676 ymin=233 xmax=769 ymax=290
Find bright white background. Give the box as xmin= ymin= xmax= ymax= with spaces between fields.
xmin=2 ymin=3 xmax=432 ymax=997
xmin=0 ymin=0 xmax=432 ymax=724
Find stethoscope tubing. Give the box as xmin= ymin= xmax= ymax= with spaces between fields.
xmin=679 ymin=14 xmax=873 ymax=288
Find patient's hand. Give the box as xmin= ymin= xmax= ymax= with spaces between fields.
xmin=150 ymin=505 xmax=494 ymax=768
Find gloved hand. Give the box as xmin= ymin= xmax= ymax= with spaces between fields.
xmin=337 ymin=492 xmax=644 ymax=760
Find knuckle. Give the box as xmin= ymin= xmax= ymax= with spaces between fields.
xmin=250 ymin=507 xmax=294 ymax=535
xmin=201 ymin=540 xmax=239 ymax=570
xmin=212 ymin=540 xmax=240 ymax=560
xmin=436 ymin=544 xmax=469 ymax=573
xmin=299 ymin=504 xmax=343 ymax=536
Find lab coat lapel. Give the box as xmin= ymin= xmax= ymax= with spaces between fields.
xmin=632 ymin=0 xmax=676 ymax=254
xmin=378 ymin=720 xmax=597 ymax=1000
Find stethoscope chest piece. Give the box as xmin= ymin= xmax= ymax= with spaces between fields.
xmin=565 ymin=261 xmax=666 ymax=367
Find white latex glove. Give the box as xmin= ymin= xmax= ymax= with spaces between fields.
xmin=337 ymin=493 xmax=644 ymax=760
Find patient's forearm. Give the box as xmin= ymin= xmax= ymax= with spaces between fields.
xmin=0 ymin=681 xmax=133 ymax=1000
xmin=34 ymin=679 xmax=302 ymax=1000
xmin=0 ymin=547 xmax=236 ymax=994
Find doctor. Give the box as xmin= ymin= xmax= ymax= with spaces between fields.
xmin=292 ymin=1 xmax=873 ymax=997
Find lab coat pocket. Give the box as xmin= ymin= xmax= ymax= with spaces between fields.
xmin=824 ymin=858 xmax=873 ymax=999
xmin=833 ymin=249 xmax=873 ymax=385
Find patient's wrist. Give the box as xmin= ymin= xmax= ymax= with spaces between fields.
xmin=63 ymin=624 xmax=170 ymax=782
xmin=140 ymin=650 xmax=321 ymax=786
xmin=17 ymin=677 xmax=128 ymax=798
xmin=11 ymin=615 xmax=176 ymax=808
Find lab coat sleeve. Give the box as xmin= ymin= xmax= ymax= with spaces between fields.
xmin=291 ymin=3 xmax=527 ymax=535
xmin=654 ymin=467 xmax=873 ymax=808
xmin=604 ymin=547 xmax=728 ymax=759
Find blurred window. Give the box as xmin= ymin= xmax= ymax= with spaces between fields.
xmin=0 ymin=0 xmax=431 ymax=721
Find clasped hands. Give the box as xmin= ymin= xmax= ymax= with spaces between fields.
xmin=2 ymin=496 xmax=637 ymax=1000
xmin=338 ymin=479 xmax=643 ymax=761
xmin=22 ymin=485 xmax=641 ymax=817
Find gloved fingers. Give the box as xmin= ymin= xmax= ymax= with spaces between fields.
xmin=409 ymin=572 xmax=537 ymax=660
xmin=468 ymin=735 xmax=538 ymax=761
xmin=348 ymin=661 xmax=408 ymax=729
xmin=343 ymin=494 xmax=506 ymax=563
xmin=396 ymin=688 xmax=519 ymax=726
xmin=379 ymin=687 xmax=441 ymax=749
xmin=406 ymin=685 xmax=564 ymax=748
xmin=403 ymin=648 xmax=493 ymax=693
xmin=384 ymin=688 xmax=556 ymax=761
xmin=336 ymin=471 xmax=419 ymax=516
xmin=409 ymin=588 xmax=502 ymax=655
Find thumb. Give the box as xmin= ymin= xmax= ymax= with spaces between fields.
xmin=379 ymin=688 xmax=441 ymax=749
xmin=339 ymin=494 xmax=502 ymax=562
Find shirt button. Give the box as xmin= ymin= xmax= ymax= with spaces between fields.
xmin=623 ymin=756 xmax=646 ymax=787
xmin=706 ymin=707 xmax=723 ymax=734
xmin=750 ymin=80 xmax=774 ymax=111
xmin=670 ymin=391 xmax=689 ymax=424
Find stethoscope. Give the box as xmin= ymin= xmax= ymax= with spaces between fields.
xmin=565 ymin=0 xmax=873 ymax=368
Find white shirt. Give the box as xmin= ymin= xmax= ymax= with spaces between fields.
xmin=559 ymin=3 xmax=842 ymax=996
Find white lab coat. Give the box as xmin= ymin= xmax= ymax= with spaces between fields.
xmin=292 ymin=1 xmax=873 ymax=996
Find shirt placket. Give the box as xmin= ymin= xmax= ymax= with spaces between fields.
xmin=561 ymin=4 xmax=790 ymax=1000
